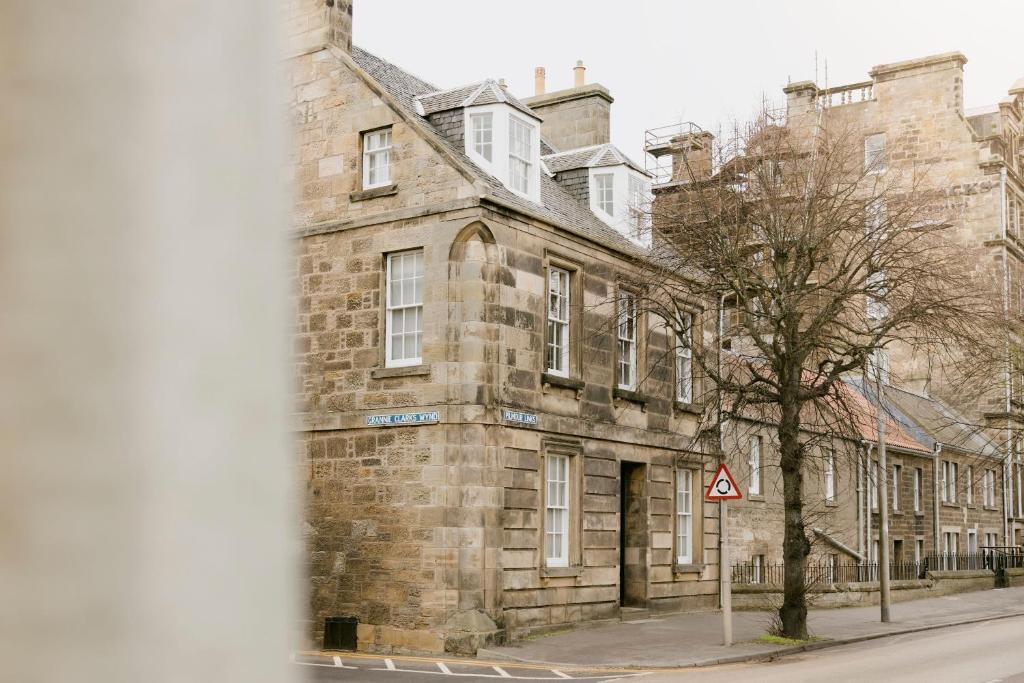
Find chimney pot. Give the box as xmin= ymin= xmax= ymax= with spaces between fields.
xmin=574 ymin=60 xmax=585 ymax=87
xmin=498 ymin=78 xmax=508 ymax=89
xmin=534 ymin=67 xmax=546 ymax=96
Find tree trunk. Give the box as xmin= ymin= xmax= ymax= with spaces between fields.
xmin=778 ymin=388 xmax=811 ymax=639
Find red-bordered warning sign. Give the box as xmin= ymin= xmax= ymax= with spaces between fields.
xmin=704 ymin=463 xmax=742 ymax=501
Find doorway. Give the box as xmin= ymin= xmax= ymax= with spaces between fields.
xmin=620 ymin=462 xmax=648 ymax=607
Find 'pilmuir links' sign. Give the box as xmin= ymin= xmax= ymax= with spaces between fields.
xmin=502 ymin=409 xmax=538 ymax=426
xmin=366 ymin=411 xmax=439 ymax=427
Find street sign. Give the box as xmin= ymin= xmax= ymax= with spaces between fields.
xmin=366 ymin=411 xmax=439 ymax=427
xmin=705 ymin=463 xmax=742 ymax=501
xmin=502 ymin=409 xmax=538 ymax=425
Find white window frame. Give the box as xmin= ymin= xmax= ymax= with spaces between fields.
xmin=546 ymin=267 xmax=571 ymax=377
xmin=627 ymin=173 xmax=650 ymax=239
xmin=594 ymin=172 xmax=615 ymax=217
xmin=616 ymin=291 xmax=637 ymax=390
xmin=966 ymin=465 xmax=973 ymax=505
xmin=913 ymin=467 xmax=922 ymax=512
xmin=384 ymin=249 xmax=424 ymax=368
xmin=949 ymin=462 xmax=958 ymax=503
xmin=362 ymin=127 xmax=392 ymax=189
xmin=984 ymin=469 xmax=996 ymax=507
xmin=914 ymin=539 xmax=924 ymax=564
xmin=892 ymin=464 xmax=901 ymax=511
xmin=508 ymin=115 xmax=534 ymax=197
xmin=469 ymin=111 xmax=493 ymax=162
xmin=544 ymin=454 xmax=570 ymax=568
xmin=869 ymin=460 xmax=879 ymax=511
xmin=940 ymin=461 xmax=949 ymax=503
xmin=866 ymin=270 xmax=889 ymax=320
xmin=676 ymin=315 xmax=693 ymax=404
xmin=864 ymin=133 xmax=886 ymax=174
xmin=748 ymin=435 xmax=762 ymax=497
xmin=676 ymin=469 xmax=693 ymax=565
xmin=824 ymin=447 xmax=835 ymax=503
xmin=868 ymin=347 xmax=890 ymax=384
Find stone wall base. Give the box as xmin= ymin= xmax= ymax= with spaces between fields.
xmin=733 ymin=570 xmax=998 ymax=610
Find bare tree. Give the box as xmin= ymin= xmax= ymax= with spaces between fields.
xmin=634 ymin=111 xmax=1002 ymax=638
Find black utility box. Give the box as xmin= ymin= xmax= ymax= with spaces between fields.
xmin=323 ymin=616 xmax=358 ymax=651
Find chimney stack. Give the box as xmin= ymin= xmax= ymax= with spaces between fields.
xmin=534 ymin=67 xmax=546 ymax=96
xmin=522 ymin=60 xmax=612 ymax=152
xmin=498 ymin=78 xmax=508 ymax=90
xmin=325 ymin=0 xmax=353 ymax=53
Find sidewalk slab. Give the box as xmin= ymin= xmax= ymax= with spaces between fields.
xmin=478 ymin=586 xmax=1024 ymax=669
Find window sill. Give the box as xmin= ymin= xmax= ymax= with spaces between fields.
xmin=350 ymin=183 xmax=398 ymax=202
xmin=824 ymin=500 xmax=839 ymax=508
xmin=673 ymin=563 xmax=705 ymax=575
xmin=892 ymin=510 xmax=904 ymax=516
xmin=371 ymin=364 xmax=430 ymax=379
xmin=673 ymin=401 xmax=702 ymax=415
xmin=540 ymin=565 xmax=582 ymax=578
xmin=748 ymin=494 xmax=765 ymax=502
xmin=613 ymin=387 xmax=649 ymax=407
xmin=983 ymin=505 xmax=999 ymax=511
xmin=542 ymin=372 xmax=585 ymax=393
xmin=941 ymin=502 xmax=961 ymax=509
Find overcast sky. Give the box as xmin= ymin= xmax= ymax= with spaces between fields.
xmin=355 ymin=0 xmax=1023 ymax=165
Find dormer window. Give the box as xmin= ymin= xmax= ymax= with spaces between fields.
xmin=462 ymin=104 xmax=541 ymax=203
xmin=594 ymin=173 xmax=614 ymax=216
xmin=470 ymin=112 xmax=493 ymax=162
xmin=509 ymin=116 xmax=534 ymax=195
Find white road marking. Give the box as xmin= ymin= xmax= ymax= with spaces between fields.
xmin=437 ymin=662 xmax=453 ymax=674
xmin=551 ymin=671 xmax=572 ymax=679
xmin=493 ymin=665 xmax=513 ymax=677
xmin=385 ymin=658 xmax=396 ymax=670
xmin=331 ymin=655 xmax=359 ymax=669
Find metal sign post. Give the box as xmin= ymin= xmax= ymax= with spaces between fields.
xmin=705 ymin=463 xmax=742 ymax=647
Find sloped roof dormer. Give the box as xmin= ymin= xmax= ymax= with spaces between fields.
xmin=415 ymin=80 xmax=541 ymax=121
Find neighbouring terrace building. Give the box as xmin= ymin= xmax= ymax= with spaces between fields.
xmin=287 ymin=0 xmax=721 ymax=654
xmin=647 ymin=52 xmax=1024 ymax=571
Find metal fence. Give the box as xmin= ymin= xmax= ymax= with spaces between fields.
xmin=732 ymin=548 xmax=1024 ymax=586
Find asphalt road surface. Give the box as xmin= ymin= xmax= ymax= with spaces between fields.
xmin=294 ymin=615 xmax=1024 ymax=683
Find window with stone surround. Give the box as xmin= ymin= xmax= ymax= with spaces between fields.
xmin=966 ymin=465 xmax=974 ymax=505
xmin=984 ymin=468 xmax=996 ymax=507
xmin=362 ymin=127 xmax=392 ymax=189
xmin=748 ymin=435 xmax=762 ymax=497
xmin=546 ymin=267 xmax=570 ymax=377
xmin=676 ymin=314 xmax=693 ymax=404
xmin=864 ymin=133 xmax=886 ymax=174
xmin=385 ymin=249 xmax=423 ymax=367
xmin=676 ymin=468 xmax=694 ymax=565
xmin=544 ymin=453 xmax=570 ymax=567
xmin=892 ymin=464 xmax=901 ymax=511
xmin=913 ymin=467 xmax=923 ymax=512
xmin=824 ymin=446 xmax=836 ymax=503
xmin=470 ymin=112 xmax=493 ymax=162
xmin=616 ymin=289 xmax=637 ymax=390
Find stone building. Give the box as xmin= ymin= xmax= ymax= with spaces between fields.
xmin=648 ymin=52 xmax=1024 ymax=567
xmin=286 ymin=0 xmax=719 ymax=654
xmin=779 ymin=54 xmax=1024 ymax=547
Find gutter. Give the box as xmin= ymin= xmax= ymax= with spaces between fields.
xmin=933 ymin=443 xmax=942 ymax=555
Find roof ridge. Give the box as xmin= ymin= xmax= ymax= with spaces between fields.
xmin=458 ymin=80 xmax=494 ymax=108
xmin=414 ymin=80 xmax=485 ymax=101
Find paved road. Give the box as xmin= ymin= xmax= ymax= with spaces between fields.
xmin=645 ymin=615 xmax=1024 ymax=683
xmin=294 ymin=616 xmax=1024 ymax=682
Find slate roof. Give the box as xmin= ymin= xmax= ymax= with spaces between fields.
xmin=839 ymin=378 xmax=932 ymax=454
xmin=350 ymin=46 xmax=644 ymax=256
xmin=543 ymin=143 xmax=648 ymax=176
xmin=415 ymin=80 xmax=540 ymax=120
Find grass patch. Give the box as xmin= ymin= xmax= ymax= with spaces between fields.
xmin=757 ymin=634 xmax=826 ymax=647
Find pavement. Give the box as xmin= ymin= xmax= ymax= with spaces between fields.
xmin=477 ymin=586 xmax=1024 ymax=669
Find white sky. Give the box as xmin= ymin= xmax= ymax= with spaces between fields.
xmin=355 ymin=0 xmax=1023 ymax=166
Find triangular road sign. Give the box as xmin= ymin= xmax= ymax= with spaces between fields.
xmin=705 ymin=463 xmax=742 ymax=501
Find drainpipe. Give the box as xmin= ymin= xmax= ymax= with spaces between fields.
xmin=933 ymin=444 xmax=942 ymax=556
xmin=857 ymin=446 xmax=865 ymax=560
xmin=1001 ymin=166 xmax=1012 ymax=545
xmin=864 ymin=442 xmax=874 ymax=562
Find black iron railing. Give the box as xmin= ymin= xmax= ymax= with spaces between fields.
xmin=732 ymin=547 xmax=1024 ymax=585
